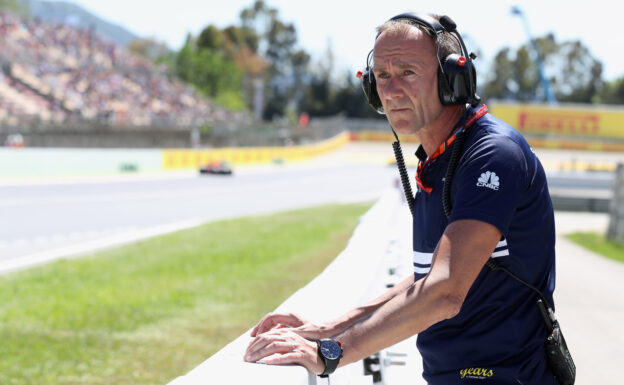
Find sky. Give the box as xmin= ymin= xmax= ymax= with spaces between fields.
xmin=63 ymin=0 xmax=622 ymax=82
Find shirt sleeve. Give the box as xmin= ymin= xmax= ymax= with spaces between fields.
xmin=448 ymin=134 xmax=528 ymax=236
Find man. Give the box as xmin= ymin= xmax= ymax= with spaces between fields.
xmin=245 ymin=13 xmax=559 ymax=384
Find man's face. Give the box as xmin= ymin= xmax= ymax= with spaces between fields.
xmin=373 ymin=27 xmax=443 ymax=135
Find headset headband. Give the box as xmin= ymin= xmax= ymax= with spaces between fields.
xmin=389 ymin=12 xmax=445 ymax=33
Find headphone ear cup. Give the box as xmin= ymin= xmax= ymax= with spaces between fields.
xmin=438 ymin=54 xmax=473 ymax=105
xmin=468 ymin=61 xmax=481 ymax=106
xmin=362 ymin=71 xmax=384 ymax=114
xmin=437 ymin=66 xmax=453 ymax=105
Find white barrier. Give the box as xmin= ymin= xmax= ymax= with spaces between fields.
xmin=168 ymin=188 xmax=420 ymax=385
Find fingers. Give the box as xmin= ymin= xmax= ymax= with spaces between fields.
xmin=250 ymin=313 xmax=305 ymax=337
xmin=262 ymin=351 xmax=304 ymax=365
xmin=245 ymin=329 xmax=290 ymax=362
xmin=244 ymin=339 xmax=295 ymax=363
xmin=243 ymin=330 xmax=323 ymax=375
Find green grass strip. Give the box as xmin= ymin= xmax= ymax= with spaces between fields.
xmin=567 ymin=232 xmax=624 ymax=263
xmin=0 ymin=202 xmax=371 ymax=385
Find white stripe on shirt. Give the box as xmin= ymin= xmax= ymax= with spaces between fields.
xmin=413 ymin=251 xmax=433 ymax=266
xmin=491 ymin=249 xmax=510 ymax=258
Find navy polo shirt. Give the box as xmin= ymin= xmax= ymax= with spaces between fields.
xmin=412 ymin=105 xmax=557 ymax=384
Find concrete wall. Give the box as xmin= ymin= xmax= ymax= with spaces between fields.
xmin=0 ymin=133 xmax=350 ymax=177
xmin=0 ymin=147 xmax=162 ymax=177
xmin=167 ymin=188 xmax=420 ymax=385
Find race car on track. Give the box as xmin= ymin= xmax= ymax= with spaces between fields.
xmin=199 ymin=161 xmax=233 ymax=175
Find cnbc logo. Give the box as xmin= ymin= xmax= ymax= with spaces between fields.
xmin=476 ymin=171 xmax=500 ymax=190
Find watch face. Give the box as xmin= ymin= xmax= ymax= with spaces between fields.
xmin=320 ymin=340 xmax=342 ymax=360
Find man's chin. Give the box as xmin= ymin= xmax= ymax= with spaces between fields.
xmin=389 ymin=120 xmax=418 ymax=136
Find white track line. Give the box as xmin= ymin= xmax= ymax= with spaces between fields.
xmin=0 ymin=218 xmax=206 ymax=275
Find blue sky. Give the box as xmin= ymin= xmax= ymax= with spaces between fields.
xmin=64 ymin=0 xmax=621 ymax=81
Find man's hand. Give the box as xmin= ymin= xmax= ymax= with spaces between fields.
xmin=250 ymin=312 xmax=334 ymax=340
xmin=250 ymin=312 xmax=306 ymax=336
xmin=244 ymin=328 xmax=325 ymax=375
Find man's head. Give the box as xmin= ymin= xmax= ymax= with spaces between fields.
xmin=362 ymin=13 xmax=479 ymax=135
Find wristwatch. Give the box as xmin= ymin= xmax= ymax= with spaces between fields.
xmin=317 ymin=338 xmax=343 ymax=377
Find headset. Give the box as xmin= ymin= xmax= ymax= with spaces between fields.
xmin=360 ymin=12 xmax=481 ymax=113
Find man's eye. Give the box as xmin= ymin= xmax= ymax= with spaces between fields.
xmin=377 ymin=72 xmax=390 ymax=79
xmin=403 ymin=70 xmax=415 ymax=76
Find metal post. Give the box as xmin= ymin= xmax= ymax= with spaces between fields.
xmin=607 ymin=163 xmax=624 ymax=241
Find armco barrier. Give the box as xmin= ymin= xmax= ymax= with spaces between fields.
xmin=167 ymin=188 xmax=420 ymax=385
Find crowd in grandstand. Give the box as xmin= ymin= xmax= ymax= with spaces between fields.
xmin=0 ymin=12 xmax=244 ymax=128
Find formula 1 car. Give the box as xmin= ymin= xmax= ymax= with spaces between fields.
xmin=199 ymin=161 xmax=233 ymax=175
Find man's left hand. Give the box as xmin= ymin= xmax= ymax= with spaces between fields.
xmin=243 ymin=328 xmax=324 ymax=375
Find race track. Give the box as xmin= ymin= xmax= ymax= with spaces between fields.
xmin=0 ymin=142 xmax=621 ymax=273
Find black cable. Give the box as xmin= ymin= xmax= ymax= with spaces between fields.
xmin=442 ymin=131 xmax=465 ymax=219
xmin=485 ymin=260 xmax=552 ymax=309
xmin=392 ymin=140 xmax=415 ymax=213
xmin=442 ymin=110 xmax=466 ymax=219
xmin=390 ymin=127 xmax=415 ymax=213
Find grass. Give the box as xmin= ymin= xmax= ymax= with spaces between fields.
xmin=0 ymin=202 xmax=371 ymax=385
xmin=567 ymin=232 xmax=624 ymax=263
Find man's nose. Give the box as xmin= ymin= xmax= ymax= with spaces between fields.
xmin=381 ymin=77 xmax=403 ymax=100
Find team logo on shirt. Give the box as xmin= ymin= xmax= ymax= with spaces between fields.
xmin=460 ymin=367 xmax=494 ymax=379
xmin=476 ymin=171 xmax=500 ymax=190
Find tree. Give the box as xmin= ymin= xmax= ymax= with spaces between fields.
xmin=598 ymin=76 xmax=624 ymax=105
xmin=239 ymin=0 xmax=308 ymax=119
xmin=300 ymin=75 xmax=333 ymax=116
xmin=513 ymin=46 xmax=540 ymax=101
xmin=551 ymin=40 xmax=602 ymax=103
xmin=0 ymin=0 xmax=26 ymax=15
xmin=483 ymin=48 xmax=515 ymax=100
xmin=197 ymin=25 xmax=223 ymax=52
xmin=483 ymin=34 xmax=604 ymax=103
xmin=334 ymin=72 xmax=385 ymax=119
xmin=174 ymin=34 xmax=244 ymax=109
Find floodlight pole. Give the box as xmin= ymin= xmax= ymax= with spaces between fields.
xmin=511 ymin=6 xmax=556 ymax=105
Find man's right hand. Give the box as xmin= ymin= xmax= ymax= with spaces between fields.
xmin=250 ymin=312 xmax=335 ymax=340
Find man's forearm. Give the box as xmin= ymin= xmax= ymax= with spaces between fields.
xmin=334 ymin=274 xmax=461 ymax=367
xmin=328 ymin=274 xmax=415 ymax=335
xmin=333 ymin=220 xmax=501 ymax=367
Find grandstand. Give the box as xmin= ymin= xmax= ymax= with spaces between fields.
xmin=0 ymin=12 xmax=246 ymax=129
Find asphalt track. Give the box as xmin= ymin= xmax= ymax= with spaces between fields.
xmin=0 ymin=143 xmax=400 ymax=272
xmin=0 ymin=142 xmax=621 ymax=273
